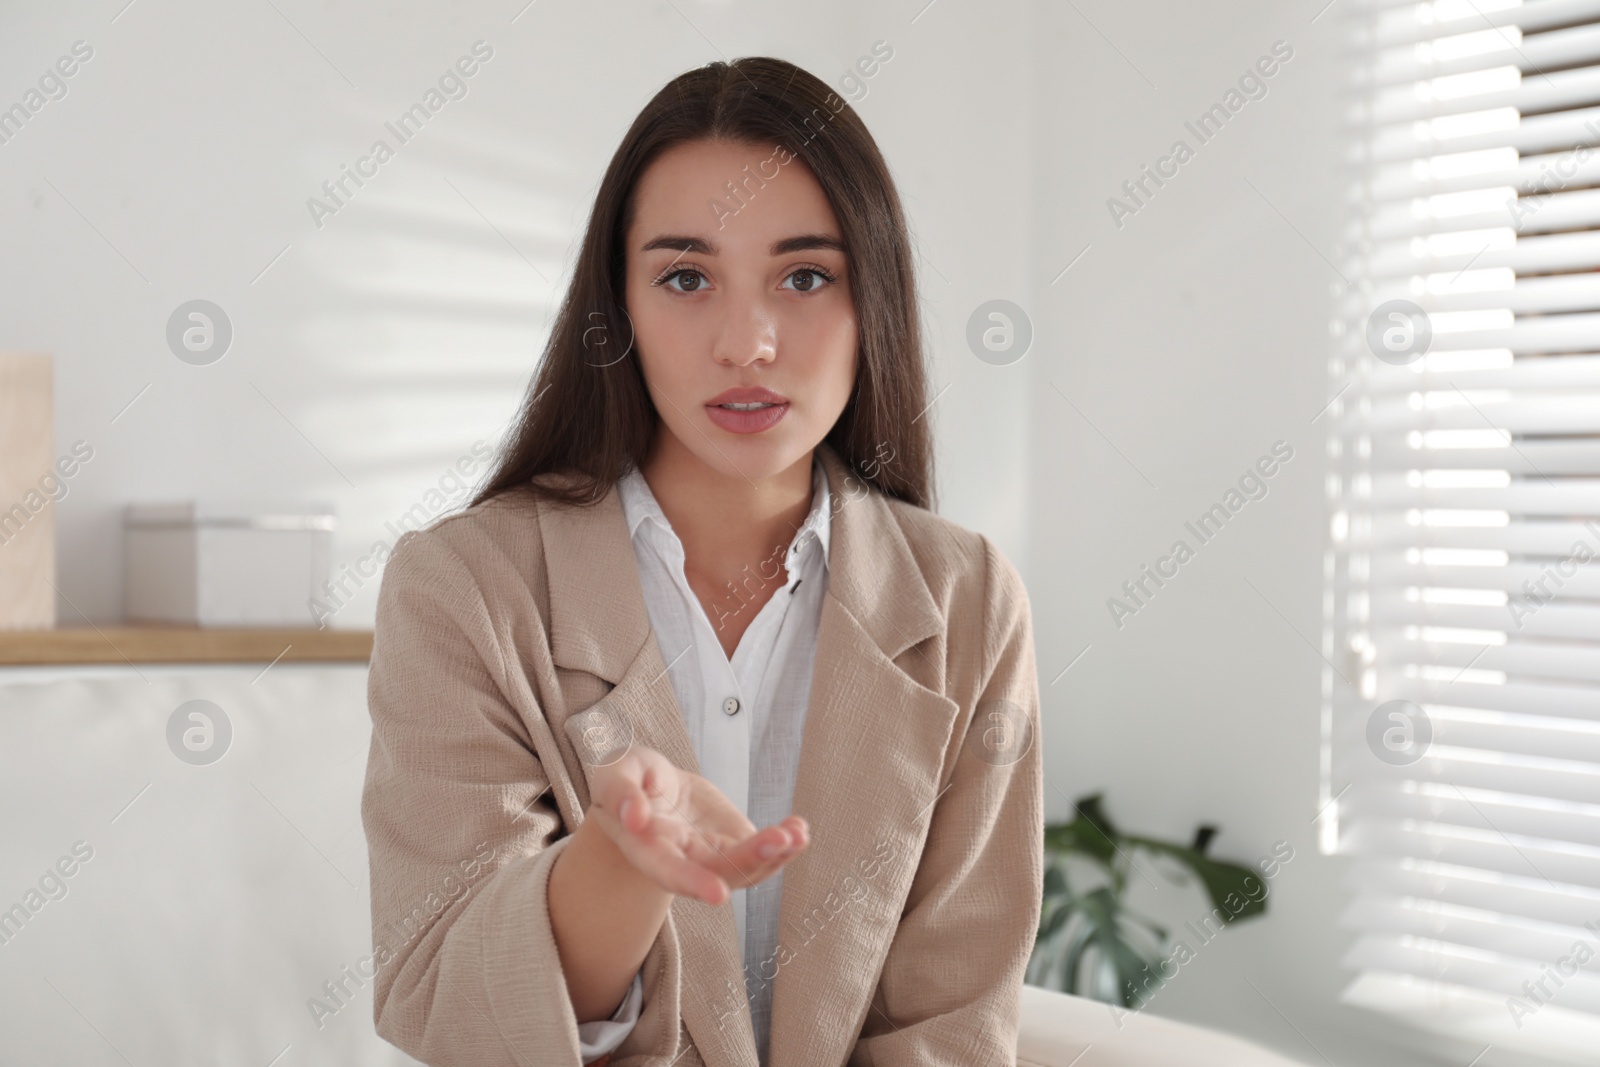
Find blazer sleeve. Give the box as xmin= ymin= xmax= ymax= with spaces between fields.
xmin=850 ymin=536 xmax=1045 ymax=1066
xmin=578 ymin=969 xmax=644 ymax=1059
xmin=361 ymin=526 xmax=680 ymax=1066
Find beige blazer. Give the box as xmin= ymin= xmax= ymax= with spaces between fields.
xmin=360 ymin=441 xmax=1043 ymax=1067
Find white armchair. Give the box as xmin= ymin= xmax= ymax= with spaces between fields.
xmin=1019 ymin=983 xmax=1316 ymax=1067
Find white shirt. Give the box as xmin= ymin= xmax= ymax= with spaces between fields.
xmin=575 ymin=454 xmax=832 ymax=1064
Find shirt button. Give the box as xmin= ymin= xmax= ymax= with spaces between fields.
xmin=722 ymin=696 xmax=741 ymax=716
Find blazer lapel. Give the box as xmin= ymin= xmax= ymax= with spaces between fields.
xmin=765 ymin=445 xmax=956 ymax=1067
xmin=534 ymin=443 xmax=954 ymax=1067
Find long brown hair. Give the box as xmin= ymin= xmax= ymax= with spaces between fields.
xmin=472 ymin=56 xmax=935 ymax=512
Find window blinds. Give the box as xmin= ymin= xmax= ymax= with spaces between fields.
xmin=1327 ymin=0 xmax=1600 ymax=1057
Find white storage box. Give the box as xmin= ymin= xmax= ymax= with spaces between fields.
xmin=123 ymin=502 xmax=334 ymax=627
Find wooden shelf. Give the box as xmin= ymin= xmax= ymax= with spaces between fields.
xmin=0 ymin=627 xmax=373 ymax=666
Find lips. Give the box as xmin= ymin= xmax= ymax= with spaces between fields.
xmin=706 ymin=386 xmax=790 ymax=435
xmin=707 ymin=386 xmax=789 ymax=406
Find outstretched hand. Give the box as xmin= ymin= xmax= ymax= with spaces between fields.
xmin=585 ymin=745 xmax=809 ymax=906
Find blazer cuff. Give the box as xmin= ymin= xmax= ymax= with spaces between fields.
xmin=464 ymin=832 xmax=686 ymax=1064
xmin=576 ymin=969 xmax=644 ymax=1059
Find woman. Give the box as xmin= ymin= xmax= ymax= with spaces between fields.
xmin=360 ymin=55 xmax=1042 ymax=1067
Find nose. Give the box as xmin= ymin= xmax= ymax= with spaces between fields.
xmin=713 ymin=291 xmax=777 ymax=367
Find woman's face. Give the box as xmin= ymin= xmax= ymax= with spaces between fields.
xmin=623 ymin=138 xmax=858 ymax=482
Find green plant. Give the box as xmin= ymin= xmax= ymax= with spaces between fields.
xmin=1027 ymin=792 xmax=1268 ymax=1006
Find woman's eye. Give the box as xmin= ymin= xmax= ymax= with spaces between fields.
xmin=781 ymin=267 xmax=834 ymax=293
xmin=660 ymin=269 xmax=707 ymax=293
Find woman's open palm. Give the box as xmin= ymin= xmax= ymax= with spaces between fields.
xmin=586 ymin=745 xmax=809 ymax=906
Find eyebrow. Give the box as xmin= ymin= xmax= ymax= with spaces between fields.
xmin=639 ymin=233 xmax=846 ymax=257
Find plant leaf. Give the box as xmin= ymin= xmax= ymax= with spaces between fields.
xmin=1117 ymin=903 xmax=1168 ymax=945
xmin=1043 ymin=792 xmax=1120 ymax=869
xmin=1037 ymin=894 xmax=1076 ymax=942
xmin=1066 ymin=886 xmax=1166 ymax=1006
xmin=1060 ymin=918 xmax=1096 ymax=995
xmin=1124 ymin=835 xmax=1268 ymax=923
xmin=1044 ymin=862 xmax=1067 ymax=898
xmin=1101 ymin=932 xmax=1162 ymax=1008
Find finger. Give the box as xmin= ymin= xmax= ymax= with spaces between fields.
xmin=755 ymin=818 xmax=811 ymax=856
xmin=747 ymin=824 xmax=793 ymax=858
xmin=780 ymin=816 xmax=810 ymax=851
xmin=624 ymin=828 xmax=733 ymax=905
xmin=590 ymin=799 xmax=737 ymax=905
xmin=683 ymin=777 xmax=759 ymax=840
xmin=592 ymin=761 xmax=646 ymax=832
xmin=582 ymin=802 xmax=632 ymax=851
xmin=687 ymin=826 xmax=793 ymax=887
xmin=622 ymin=788 xmax=660 ymax=836
xmin=749 ymin=820 xmax=811 ymax=877
xmin=617 ymin=763 xmax=671 ymax=837
xmin=596 ymin=787 xmax=642 ymax=838
xmin=681 ymin=831 xmax=765 ymax=886
xmin=586 ymin=800 xmax=660 ymax=867
xmin=694 ymin=871 xmax=732 ymax=906
xmin=634 ymin=760 xmax=687 ymax=831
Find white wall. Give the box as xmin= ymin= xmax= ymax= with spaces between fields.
xmin=0 ymin=0 xmax=1035 ymax=630
xmin=0 ymin=1 xmax=1520 ymax=1064
xmin=1019 ymin=5 xmax=1524 ymax=1067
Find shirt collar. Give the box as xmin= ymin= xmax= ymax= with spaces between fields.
xmin=617 ymin=453 xmax=832 ymax=573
